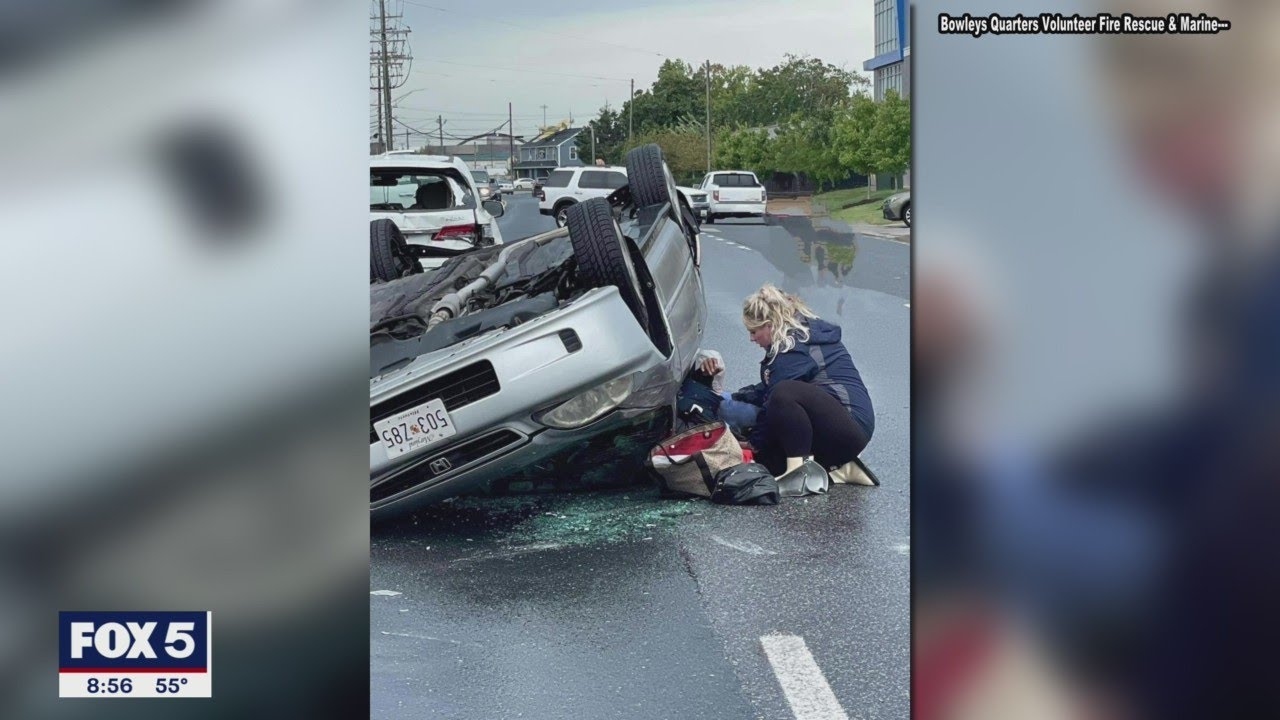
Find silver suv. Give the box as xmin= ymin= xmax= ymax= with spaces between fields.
xmin=536 ymin=166 xmax=629 ymax=227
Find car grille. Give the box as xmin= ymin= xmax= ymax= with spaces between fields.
xmin=370 ymin=429 xmax=522 ymax=502
xmin=370 ymin=360 xmax=500 ymax=443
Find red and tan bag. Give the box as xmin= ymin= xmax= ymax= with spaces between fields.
xmin=646 ymin=422 xmax=744 ymax=498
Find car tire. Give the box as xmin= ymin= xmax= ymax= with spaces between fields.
xmin=554 ymin=200 xmax=576 ymax=228
xmin=564 ymin=197 xmax=649 ymax=331
xmin=705 ymin=214 xmax=715 ymax=224
xmin=626 ymin=143 xmax=681 ymax=220
xmin=370 ymin=219 xmax=417 ymax=283
xmin=903 ymin=203 xmax=911 ymax=227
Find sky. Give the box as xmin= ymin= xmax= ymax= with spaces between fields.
xmin=372 ymin=0 xmax=876 ymax=145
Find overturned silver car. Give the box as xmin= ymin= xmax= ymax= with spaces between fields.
xmin=369 ymin=145 xmax=706 ymax=517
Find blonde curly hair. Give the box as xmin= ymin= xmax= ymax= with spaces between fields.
xmin=743 ymin=284 xmax=817 ymax=360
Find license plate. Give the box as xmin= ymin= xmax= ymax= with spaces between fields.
xmin=374 ymin=398 xmax=457 ymax=459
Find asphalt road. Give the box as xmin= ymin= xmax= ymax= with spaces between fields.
xmin=372 ymin=193 xmax=910 ymax=720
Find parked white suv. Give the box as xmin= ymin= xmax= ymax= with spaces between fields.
xmin=699 ymin=170 xmax=766 ymax=223
xmin=537 ymin=166 xmax=629 ymax=227
xmin=370 ymin=154 xmax=505 ymax=271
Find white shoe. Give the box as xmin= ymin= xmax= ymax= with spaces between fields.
xmin=829 ymin=458 xmax=879 ymax=486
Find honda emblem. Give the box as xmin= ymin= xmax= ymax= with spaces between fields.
xmin=429 ymin=458 xmax=452 ymax=475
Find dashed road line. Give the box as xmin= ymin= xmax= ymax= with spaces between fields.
xmin=760 ymin=634 xmax=849 ymax=720
xmin=710 ymin=535 xmax=776 ymax=556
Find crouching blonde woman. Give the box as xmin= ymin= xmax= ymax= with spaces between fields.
xmin=727 ymin=285 xmax=875 ymax=485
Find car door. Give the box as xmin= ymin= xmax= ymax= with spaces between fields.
xmin=638 ymin=210 xmax=705 ymax=372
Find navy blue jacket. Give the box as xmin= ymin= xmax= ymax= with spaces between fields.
xmin=732 ymin=318 xmax=874 ymax=448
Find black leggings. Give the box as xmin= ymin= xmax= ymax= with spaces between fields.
xmin=754 ymin=380 xmax=871 ymax=476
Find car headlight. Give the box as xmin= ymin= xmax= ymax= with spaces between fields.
xmin=538 ymin=375 xmax=634 ymax=429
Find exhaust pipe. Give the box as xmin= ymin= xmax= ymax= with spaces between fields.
xmin=427 ymin=227 xmax=570 ymax=328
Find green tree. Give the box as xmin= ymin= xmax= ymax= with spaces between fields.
xmin=868 ymin=90 xmax=911 ymax=188
xmin=765 ymin=110 xmax=849 ymax=193
xmin=709 ymin=64 xmax=754 ymax=129
xmin=745 ymin=54 xmax=866 ymax=126
xmin=624 ymin=128 xmax=707 ymax=185
xmin=627 ymin=59 xmax=705 ymax=133
xmin=714 ymin=127 xmax=773 ymax=179
xmin=578 ymin=54 xmax=876 ymax=188
xmin=832 ymin=93 xmax=881 ymax=196
xmin=576 ymin=106 xmax=627 ymax=165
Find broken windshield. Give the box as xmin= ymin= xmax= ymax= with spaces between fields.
xmin=370 ymin=169 xmax=474 ymax=212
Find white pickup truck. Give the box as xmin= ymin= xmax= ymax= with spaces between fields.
xmin=699 ymin=170 xmax=767 ymax=223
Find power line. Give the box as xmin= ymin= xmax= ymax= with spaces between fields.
xmin=401 ymin=0 xmax=666 ymax=58
xmin=413 ymin=58 xmax=629 ymax=83
xmin=395 ymin=107 xmax=546 ymax=118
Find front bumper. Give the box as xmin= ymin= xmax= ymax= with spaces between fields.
xmin=370 ymin=405 xmax=671 ymax=519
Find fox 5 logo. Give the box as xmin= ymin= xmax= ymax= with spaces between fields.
xmin=60 ymin=612 xmax=209 ymax=671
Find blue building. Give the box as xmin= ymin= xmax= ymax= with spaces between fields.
xmin=863 ymin=0 xmax=910 ymax=189
xmin=863 ymin=0 xmax=909 ymax=102
xmin=511 ymin=127 xmax=584 ymax=181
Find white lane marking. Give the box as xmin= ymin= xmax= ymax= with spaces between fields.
xmin=903 ymin=303 xmax=910 ymax=308
xmin=370 ymin=590 xmax=402 ymax=597
xmin=893 ymin=543 xmax=910 ymax=556
xmin=710 ymin=535 xmax=776 ymax=556
xmin=450 ymin=542 xmax=565 ymax=564
xmin=379 ymin=631 xmax=483 ymax=648
xmin=760 ymin=634 xmax=849 ymax=720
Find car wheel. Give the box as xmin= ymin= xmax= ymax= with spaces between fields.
xmin=705 ymin=214 xmax=715 ymax=224
xmin=564 ymin=197 xmax=649 ymax=331
xmin=370 ymin=219 xmax=417 ymax=283
xmin=626 ymin=143 xmax=681 ymax=222
xmin=903 ymin=203 xmax=911 ymax=227
xmin=554 ymin=201 xmax=575 ymax=228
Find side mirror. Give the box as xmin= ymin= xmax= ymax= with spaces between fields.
xmin=482 ymin=199 xmax=505 ymax=218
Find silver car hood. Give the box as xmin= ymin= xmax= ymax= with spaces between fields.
xmin=370 ymin=287 xmax=665 ymax=402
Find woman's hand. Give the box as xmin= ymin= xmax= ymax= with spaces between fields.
xmin=699 ymin=356 xmax=723 ymax=376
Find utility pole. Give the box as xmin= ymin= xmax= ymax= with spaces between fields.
xmin=404 ymin=128 xmax=410 ymax=152
xmin=629 ymin=78 xmax=634 ymax=144
xmin=437 ymin=116 xmax=445 ymax=155
xmin=375 ymin=81 xmax=384 ymax=152
xmin=378 ymin=0 xmax=394 ymax=152
xmin=370 ymin=0 xmax=410 ymax=154
xmin=705 ymin=60 xmax=712 ymax=173
xmin=540 ymin=104 xmax=548 ymax=131
xmin=590 ymin=125 xmax=596 ymax=163
xmin=509 ymin=102 xmax=515 ymax=179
